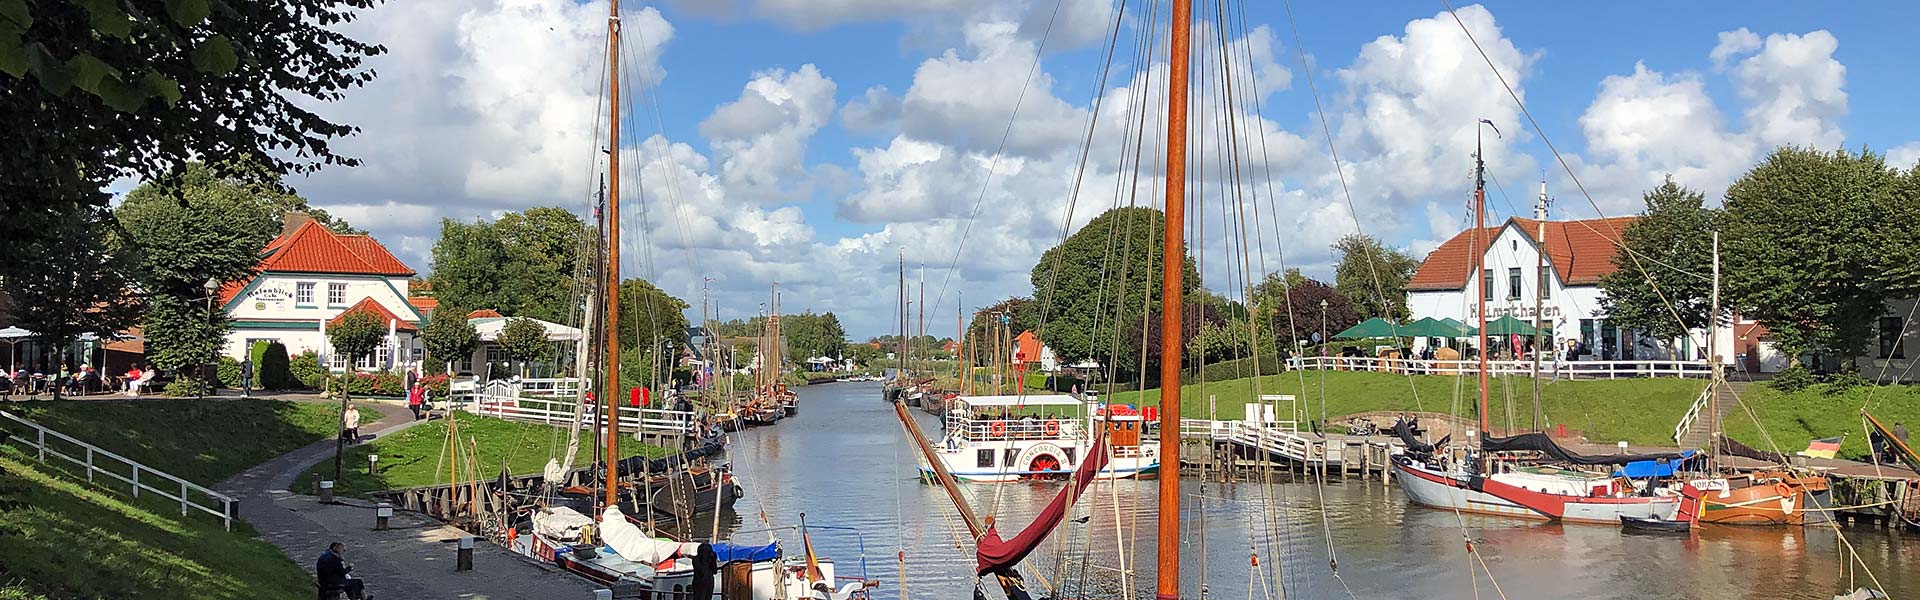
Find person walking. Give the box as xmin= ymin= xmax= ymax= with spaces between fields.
xmin=342 ymin=404 xmax=362 ymax=443
xmin=1896 ymin=422 xmax=1911 ymax=458
xmin=406 ymin=383 xmax=425 ymax=421
xmin=238 ymin=359 xmax=254 ymax=399
xmin=316 ymin=541 xmax=365 ymax=600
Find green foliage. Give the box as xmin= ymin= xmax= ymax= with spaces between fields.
xmin=116 ymin=165 xmax=279 ymax=373
xmin=781 ymin=311 xmax=849 ymax=363
xmin=333 ymin=372 xmax=404 ymax=397
xmin=1768 ymin=366 xmax=1814 ymax=393
xmin=1722 ymin=147 xmax=1903 ymax=362
xmin=1194 ymin=319 xmax=1254 ymax=363
xmin=0 ymin=447 xmax=313 ymax=600
xmin=847 ymin=343 xmax=883 ymax=366
xmin=1032 ymin=207 xmax=1200 ymax=370
xmin=0 ymin=0 xmax=384 ymax=285
xmin=1331 ymin=234 xmax=1419 ymax=321
xmin=325 ymin=309 xmax=386 ymax=370
xmin=1722 ymin=382 xmax=1920 ymax=461
xmin=10 ymin=400 xmax=378 ymax=483
xmin=215 ymin=356 xmax=241 ymax=388
xmin=617 ymin=277 xmax=692 ymax=355
xmin=1598 ymin=177 xmax=1720 ymax=342
xmin=161 ymin=377 xmax=200 ymax=397
xmin=1251 ymin=269 xmax=1360 ymax=349
xmin=496 ymin=317 xmax=552 ymax=375
xmin=421 ymin=306 xmax=480 ymax=370
xmin=253 ymin=341 xmax=294 ymax=390
xmin=1182 ymin=354 xmax=1286 ymax=382
xmin=5 ymin=204 xmax=143 ymax=374
xmin=1823 ymin=370 xmax=1871 ymax=394
xmin=429 ymin=207 xmax=588 ymax=322
xmin=964 ymin=297 xmax=1041 ymax=355
xmin=289 ymin=351 xmax=325 ymax=390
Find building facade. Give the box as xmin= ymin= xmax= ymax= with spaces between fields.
xmin=1405 ymin=216 xmax=1732 ymax=363
xmin=215 ymin=214 xmax=425 ymax=372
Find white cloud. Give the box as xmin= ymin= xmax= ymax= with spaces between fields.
xmin=1729 ymin=30 xmax=1847 ymax=149
xmin=1710 ymin=28 xmax=1761 ymax=70
xmin=1890 ymin=142 xmax=1920 ymax=169
xmin=699 ymin=64 xmax=838 ymax=204
xmin=747 ymin=0 xmax=968 ymax=32
xmin=840 ymin=86 xmax=903 ymax=135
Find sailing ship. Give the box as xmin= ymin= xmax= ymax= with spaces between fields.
xmin=921 ymin=394 xmax=1158 ymax=482
xmin=1392 ymin=132 xmax=1687 ymax=524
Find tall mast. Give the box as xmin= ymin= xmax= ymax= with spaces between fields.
xmin=602 ymin=0 xmax=623 ymax=513
xmin=1155 ymin=0 xmax=1190 ymax=597
xmin=918 ymin=264 xmax=926 ymax=377
xmin=1708 ymin=231 xmax=1721 ymax=473
xmin=898 ymin=252 xmax=907 ymax=377
xmin=1473 ymin=121 xmax=1492 ymax=441
xmin=1529 ymin=179 xmax=1550 ymax=431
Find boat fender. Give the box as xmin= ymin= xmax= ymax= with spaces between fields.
xmin=1044 ymin=420 xmax=1061 ymax=436
xmin=1777 ymin=483 xmax=1797 ymax=515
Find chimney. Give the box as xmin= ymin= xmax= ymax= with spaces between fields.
xmin=281 ymin=212 xmax=313 ymax=238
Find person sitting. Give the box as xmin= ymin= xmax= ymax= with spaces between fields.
xmin=316 ymin=541 xmax=366 ymax=600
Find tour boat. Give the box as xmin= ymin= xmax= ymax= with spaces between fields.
xmin=919 ymin=394 xmax=1158 ymax=483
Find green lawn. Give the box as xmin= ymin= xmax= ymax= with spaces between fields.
xmin=4 ymin=399 xmax=379 ymax=484
xmin=1720 ymin=382 xmax=1920 ymax=461
xmin=297 ymin=412 xmax=670 ymax=497
xmin=0 ymin=446 xmax=311 ymax=600
xmin=1105 ymin=369 xmax=1708 ymax=447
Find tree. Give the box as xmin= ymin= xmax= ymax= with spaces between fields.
xmin=324 ymin=309 xmax=384 ymax=481
xmin=818 ymin=312 xmax=848 ymax=359
xmin=1597 ymin=177 xmax=1720 ymax=342
xmin=1124 ymin=302 xmax=1224 ymax=383
xmin=1251 ymin=269 xmax=1360 ymax=350
xmin=1723 ymin=147 xmax=1902 ymax=364
xmin=7 ymin=205 xmax=143 ymax=395
xmin=421 ymin=306 xmax=480 ymax=373
xmin=964 ymin=297 xmax=1039 ymax=364
xmin=428 ymin=207 xmax=586 ymax=322
xmin=1331 ymin=234 xmax=1419 ymax=321
xmin=116 ymin=164 xmax=278 ymax=374
xmin=1 ymin=0 xmax=384 ymax=267
xmin=497 ymin=317 xmax=551 ymax=377
xmin=847 ymin=343 xmax=884 ymax=366
xmin=1031 ymin=207 xmax=1199 ymax=370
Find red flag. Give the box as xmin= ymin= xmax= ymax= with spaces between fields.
xmin=629 ymin=387 xmax=642 ymax=407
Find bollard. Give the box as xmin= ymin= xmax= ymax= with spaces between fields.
xmin=319 ymin=480 xmax=335 ymax=504
xmin=375 ymin=502 xmax=393 ymax=530
xmin=1617 ymin=441 xmax=1629 ymax=455
xmin=594 ymin=590 xmax=613 ymax=600
xmin=456 ymin=535 xmax=474 ymax=571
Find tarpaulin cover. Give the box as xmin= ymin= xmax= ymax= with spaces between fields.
xmin=1482 ymin=432 xmax=1695 ymax=466
xmin=975 ymin=434 xmax=1110 ymax=575
xmin=712 ymin=541 xmax=780 ymax=563
xmin=1394 ymin=420 xmax=1450 ymax=455
xmin=1612 ymin=458 xmax=1682 ymax=478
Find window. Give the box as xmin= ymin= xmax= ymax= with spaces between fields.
xmin=1881 ymin=317 xmax=1906 ymax=359
xmin=1507 ymin=268 xmax=1522 ymax=300
xmin=327 ymin=282 xmax=347 ymax=307
xmin=1539 ymin=267 xmax=1552 ymax=300
xmin=977 ymin=449 xmax=994 ymax=468
xmin=352 ymin=341 xmax=392 ymax=371
xmin=1004 ymin=448 xmax=1020 ymax=468
xmin=1481 ymin=269 xmax=1492 ymax=298
xmin=1063 ymin=446 xmax=1077 ymax=465
xmin=295 ymin=282 xmax=315 ymax=306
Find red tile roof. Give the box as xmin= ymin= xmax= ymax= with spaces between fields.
xmin=408 ymin=297 xmax=440 ymax=312
xmin=1407 ymin=216 xmax=1636 ymax=291
xmin=467 ymin=309 xmax=503 ymax=319
xmin=258 ymin=220 xmax=416 ymax=277
xmin=1015 ymin=331 xmax=1042 ymax=363
xmin=328 ymin=297 xmax=419 ymax=331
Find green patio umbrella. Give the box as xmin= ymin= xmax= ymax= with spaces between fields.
xmin=1440 ymin=318 xmax=1471 ymax=335
xmin=1398 ymin=317 xmax=1466 ymax=338
xmin=1477 ymin=315 xmax=1549 ymax=336
xmin=1332 ymin=317 xmax=1405 ymax=339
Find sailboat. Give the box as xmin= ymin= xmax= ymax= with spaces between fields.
xmin=513 ymin=3 xmax=867 ymax=597
xmin=1391 ymin=130 xmax=1688 ymax=524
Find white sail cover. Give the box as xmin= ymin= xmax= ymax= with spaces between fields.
xmin=599 ymin=506 xmax=699 ymax=565
xmin=531 ymin=506 xmax=594 ymax=541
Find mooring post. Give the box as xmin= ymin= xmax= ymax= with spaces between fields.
xmin=319 ymin=480 xmax=335 ymax=504
xmin=594 ymin=590 xmax=613 ymax=600
xmin=456 ymin=535 xmax=475 ymax=571
xmin=375 ymin=502 xmax=392 ymax=530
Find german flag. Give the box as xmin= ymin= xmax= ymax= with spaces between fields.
xmin=1802 ymin=436 xmax=1843 ymax=459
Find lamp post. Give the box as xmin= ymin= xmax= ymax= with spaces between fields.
xmin=1319 ymin=299 xmax=1329 ymax=364
xmin=201 ymin=277 xmax=220 ymax=400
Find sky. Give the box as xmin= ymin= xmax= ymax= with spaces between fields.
xmin=284 ymin=0 xmax=1920 ymax=340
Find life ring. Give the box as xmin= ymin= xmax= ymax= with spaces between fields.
xmin=1044 ymin=420 xmax=1061 ymax=436
xmin=989 ymin=421 xmax=1007 ymax=437
xmin=1776 ymin=483 xmax=1797 ymax=515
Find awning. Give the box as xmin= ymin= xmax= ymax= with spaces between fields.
xmin=1332 ymin=317 xmax=1405 ymax=339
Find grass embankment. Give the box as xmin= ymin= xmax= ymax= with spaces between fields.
xmin=0 ymin=446 xmax=311 ymax=600
xmin=6 ymin=399 xmax=378 ymax=483
xmin=1107 ymin=370 xmax=1708 ymax=447
xmin=1720 ymin=382 xmax=1920 ymax=461
xmin=298 ymin=412 xmax=671 ymax=497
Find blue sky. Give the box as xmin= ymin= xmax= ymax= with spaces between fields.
xmin=293 ymin=1 xmax=1920 ymax=339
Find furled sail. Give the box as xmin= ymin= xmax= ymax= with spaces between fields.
xmin=975 ymin=434 xmax=1109 ymax=575
xmin=599 ymin=506 xmax=700 ymax=564
xmin=1394 ymin=420 xmax=1449 ymax=455
xmin=1482 ymin=432 xmax=1696 ymax=466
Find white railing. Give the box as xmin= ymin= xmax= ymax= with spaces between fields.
xmin=1178 ymin=418 xmax=1324 ymax=465
xmin=519 ymin=378 xmax=584 ymax=398
xmin=1286 ymin=355 xmax=1710 ymax=379
xmin=464 ymin=394 xmax=695 ymax=434
xmin=1672 ymin=385 xmax=1715 ymax=444
xmin=0 ymin=410 xmax=235 ymax=530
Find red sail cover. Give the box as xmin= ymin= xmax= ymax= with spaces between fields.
xmin=975 ymin=434 xmax=1110 ymax=574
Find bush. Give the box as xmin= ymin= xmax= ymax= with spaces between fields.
xmin=289 ymin=351 xmax=325 ymax=390
xmin=162 ymin=377 xmax=203 ymax=397
xmin=422 ymin=374 xmax=451 ymax=399
xmin=801 ymin=372 xmax=838 ymax=384
xmin=1770 ymin=365 xmax=1815 ymax=393
xmin=257 ymin=342 xmax=295 ymax=390
xmin=216 ymin=356 xmax=243 ymax=389
xmin=1823 ymin=370 xmax=1872 ymax=395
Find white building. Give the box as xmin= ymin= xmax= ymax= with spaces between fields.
xmin=215 ymin=214 xmax=425 ymax=372
xmin=1405 ymin=215 xmax=1732 ymax=363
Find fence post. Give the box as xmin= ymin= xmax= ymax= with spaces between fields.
xmin=132 ymin=465 xmax=140 ymax=497
xmin=225 ymin=499 xmax=236 ymax=531
xmin=36 ymin=428 xmax=44 ymax=461
xmin=180 ymin=480 xmax=189 ymax=516
xmin=85 ymin=447 xmax=94 ymax=483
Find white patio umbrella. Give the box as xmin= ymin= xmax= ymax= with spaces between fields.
xmin=0 ymin=326 xmax=33 ymax=375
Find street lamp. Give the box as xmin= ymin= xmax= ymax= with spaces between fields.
xmin=201 ymin=277 xmax=220 ymax=400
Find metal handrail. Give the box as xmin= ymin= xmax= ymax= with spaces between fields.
xmin=463 ymin=394 xmax=697 ymax=434
xmin=1287 ymin=355 xmax=1710 ymax=379
xmin=0 ymin=409 xmax=235 ymax=530
xmin=1673 ymin=385 xmax=1715 ymax=443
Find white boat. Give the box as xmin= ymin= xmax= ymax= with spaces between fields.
xmin=520 ymin=506 xmax=872 ymax=599
xmin=920 ymin=394 xmax=1159 ymax=483
xmin=1393 ymin=455 xmax=1681 ymax=524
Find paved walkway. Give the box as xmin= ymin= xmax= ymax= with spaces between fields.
xmin=217 ymin=404 xmax=597 ymax=599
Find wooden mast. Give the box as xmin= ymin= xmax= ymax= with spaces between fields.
xmin=1529 ymin=179 xmax=1549 ymax=430
xmin=602 ymin=0 xmax=622 ymax=513
xmin=1155 ymin=0 xmax=1190 ymax=597
xmin=1473 ymin=125 xmax=1490 ymax=441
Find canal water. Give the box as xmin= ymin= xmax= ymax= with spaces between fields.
xmin=714 ymin=381 xmax=1917 ymax=599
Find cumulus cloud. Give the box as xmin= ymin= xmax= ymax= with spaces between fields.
xmin=699 ymin=64 xmax=838 ymax=204
xmin=840 ymin=86 xmax=904 ymax=135
xmin=1710 ymin=28 xmax=1761 ymax=70
xmin=1890 ymin=142 xmax=1920 ymax=169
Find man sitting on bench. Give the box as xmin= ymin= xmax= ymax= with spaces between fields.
xmin=317 ymin=541 xmax=367 ymax=600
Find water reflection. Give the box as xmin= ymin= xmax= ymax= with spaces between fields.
xmin=716 ymin=381 xmax=1914 ymax=599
